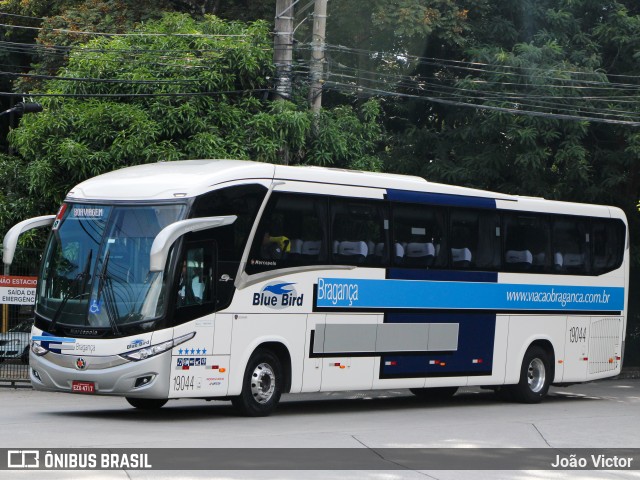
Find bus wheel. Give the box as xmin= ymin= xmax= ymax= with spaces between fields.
xmin=512 ymin=346 xmax=551 ymax=403
xmin=232 ymin=349 xmax=283 ymax=417
xmin=410 ymin=387 xmax=458 ymax=401
xmin=126 ymin=397 xmax=168 ymax=409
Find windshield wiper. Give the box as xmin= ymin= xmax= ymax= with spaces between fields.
xmin=79 ymin=249 xmax=92 ymax=294
xmin=95 ymin=249 xmax=110 ymax=304
xmin=49 ymin=250 xmax=93 ymax=333
xmin=94 ymin=250 xmax=121 ymax=337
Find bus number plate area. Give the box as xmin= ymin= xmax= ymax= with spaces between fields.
xmin=71 ymin=381 xmax=95 ymax=393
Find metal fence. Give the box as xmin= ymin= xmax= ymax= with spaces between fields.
xmin=1 ymin=247 xmax=41 ymax=383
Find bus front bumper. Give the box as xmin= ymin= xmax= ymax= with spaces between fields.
xmin=29 ymin=350 xmax=171 ymax=399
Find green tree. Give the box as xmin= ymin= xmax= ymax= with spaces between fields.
xmin=322 ymin=0 xmax=472 ymax=106
xmin=382 ymin=0 xmax=640 ymax=235
xmin=3 ymin=13 xmax=382 ymax=227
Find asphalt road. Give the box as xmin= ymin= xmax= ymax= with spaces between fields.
xmin=2 ymin=380 xmax=640 ymax=480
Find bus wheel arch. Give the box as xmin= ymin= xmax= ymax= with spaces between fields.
xmin=232 ymin=342 xmax=291 ymax=417
xmin=257 ymin=341 xmax=292 ymax=394
xmin=511 ymin=340 xmax=555 ymax=403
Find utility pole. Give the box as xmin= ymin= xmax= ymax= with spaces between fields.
xmin=308 ymin=0 xmax=328 ymax=115
xmin=274 ymin=0 xmax=294 ymax=101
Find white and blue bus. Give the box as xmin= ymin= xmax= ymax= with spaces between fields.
xmin=3 ymin=160 xmax=629 ymax=415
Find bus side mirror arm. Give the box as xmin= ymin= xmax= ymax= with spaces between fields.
xmin=149 ymin=215 xmax=237 ymax=272
xmin=3 ymin=215 xmax=56 ymax=272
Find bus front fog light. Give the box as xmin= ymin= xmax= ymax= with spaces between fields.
xmin=134 ymin=376 xmax=154 ymax=388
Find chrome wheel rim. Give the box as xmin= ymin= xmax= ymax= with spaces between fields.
xmin=251 ymin=362 xmax=276 ymax=404
xmin=527 ymin=358 xmax=546 ymax=393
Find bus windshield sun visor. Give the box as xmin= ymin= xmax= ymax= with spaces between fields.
xmin=149 ymin=215 xmax=237 ymax=272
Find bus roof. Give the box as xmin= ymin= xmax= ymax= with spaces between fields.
xmin=68 ymin=160 xmax=274 ymax=201
xmin=64 ymin=159 xmax=622 ymax=219
xmin=67 ymin=159 xmax=513 ymax=201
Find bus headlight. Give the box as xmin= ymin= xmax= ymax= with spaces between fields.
xmin=119 ymin=332 xmax=196 ymax=362
xmin=31 ymin=341 xmax=48 ymax=356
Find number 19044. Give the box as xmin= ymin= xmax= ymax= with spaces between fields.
xmin=569 ymin=326 xmax=587 ymax=343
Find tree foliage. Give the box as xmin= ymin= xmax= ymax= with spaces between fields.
xmin=3 ymin=13 xmax=381 ymax=228
xmin=1 ymin=0 xmax=638 ymax=244
xmin=375 ymin=0 xmax=640 ymax=256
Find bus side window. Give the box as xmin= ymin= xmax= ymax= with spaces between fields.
xmin=592 ymin=219 xmax=624 ymax=274
xmin=503 ymin=214 xmax=550 ymax=273
xmin=330 ymin=199 xmax=388 ymax=266
xmin=552 ymin=218 xmax=589 ymax=274
xmin=391 ymin=203 xmax=445 ymax=268
xmin=450 ymin=210 xmax=501 ymax=271
xmin=246 ymin=193 xmax=328 ymax=274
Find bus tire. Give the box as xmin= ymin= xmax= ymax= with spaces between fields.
xmin=126 ymin=397 xmax=168 ymax=409
xmin=410 ymin=387 xmax=458 ymax=401
xmin=232 ymin=349 xmax=283 ymax=417
xmin=511 ymin=345 xmax=551 ymax=404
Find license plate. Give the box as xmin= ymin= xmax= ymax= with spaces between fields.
xmin=72 ymin=381 xmax=95 ymax=393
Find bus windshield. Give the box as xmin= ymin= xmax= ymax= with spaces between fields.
xmin=36 ymin=203 xmax=187 ymax=331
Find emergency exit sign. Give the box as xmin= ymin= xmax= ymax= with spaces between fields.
xmin=0 ymin=276 xmax=37 ymax=305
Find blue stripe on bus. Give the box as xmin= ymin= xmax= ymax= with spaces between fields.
xmin=315 ymin=277 xmax=624 ymax=312
xmin=386 ymin=189 xmax=497 ymax=209
xmin=381 ymin=312 xmax=495 ymax=378
xmin=388 ymin=268 xmax=498 ymax=283
xmin=32 ymin=335 xmax=75 ymax=343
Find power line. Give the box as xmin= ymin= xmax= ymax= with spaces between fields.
xmin=324 ymin=64 xmax=640 ymax=98
xmin=322 ymin=70 xmax=640 ymax=121
xmin=0 ymin=22 xmax=250 ymax=37
xmin=321 ymin=43 xmax=640 ymax=82
xmin=319 ymin=62 xmax=640 ymax=114
xmin=3 ymin=16 xmax=639 ymax=126
xmin=324 ymin=81 xmax=640 ymax=126
xmin=0 ymin=11 xmax=44 ymax=21
xmin=0 ymin=70 xmax=207 ymax=84
xmin=324 ymin=66 xmax=640 ymax=107
xmin=0 ymin=88 xmax=272 ymax=98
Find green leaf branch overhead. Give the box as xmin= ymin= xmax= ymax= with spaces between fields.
xmin=5 ymin=12 xmax=382 ymax=221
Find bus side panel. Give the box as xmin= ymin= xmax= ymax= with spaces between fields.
xmin=466 ymin=315 xmax=509 ymax=387
xmin=169 ymin=318 xmax=230 ymax=398
xmin=213 ymin=313 xmax=233 ymax=355
xmin=318 ymin=314 xmax=378 ymax=392
xmin=561 ymin=316 xmax=590 ymax=382
xmin=585 ymin=316 xmax=623 ymax=381
xmin=371 ymin=358 xmax=429 ymax=390
xmin=504 ymin=315 xmax=566 ymax=385
xmin=559 ymin=315 xmax=622 ymax=383
xmin=301 ymin=314 xmax=324 ymax=392
xmin=227 ymin=313 xmax=306 ymax=397
xmin=378 ymin=313 xmax=496 ymax=381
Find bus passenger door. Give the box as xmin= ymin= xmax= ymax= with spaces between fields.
xmin=170 ymin=240 xmax=225 ymax=398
